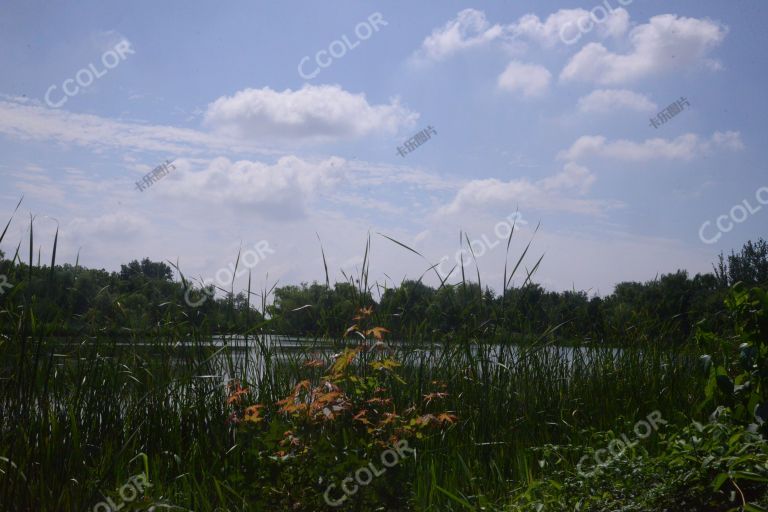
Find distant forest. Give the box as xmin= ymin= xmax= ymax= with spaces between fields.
xmin=1 ymin=239 xmax=767 ymax=342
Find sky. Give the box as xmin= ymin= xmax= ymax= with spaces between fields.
xmin=0 ymin=0 xmax=766 ymax=298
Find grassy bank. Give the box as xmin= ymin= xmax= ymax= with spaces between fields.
xmin=1 ymin=217 xmax=767 ymax=510
xmin=0 ymin=327 xmax=708 ymax=510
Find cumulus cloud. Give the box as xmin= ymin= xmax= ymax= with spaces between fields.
xmin=203 ymin=85 xmax=417 ymax=142
xmin=439 ymin=163 xmax=611 ymax=216
xmin=560 ymin=14 xmax=727 ymax=84
xmin=596 ymin=6 xmax=632 ymax=39
xmin=577 ymin=89 xmax=657 ymax=113
xmin=560 ymin=131 xmax=744 ymax=162
xmin=412 ymin=8 xmax=505 ymax=62
xmin=511 ymin=8 xmax=629 ymax=47
xmin=151 ymin=154 xmax=452 ymax=222
xmin=497 ymin=61 xmax=552 ymax=98
xmin=413 ymin=6 xmax=633 ymax=63
xmin=160 ymin=156 xmax=346 ymax=220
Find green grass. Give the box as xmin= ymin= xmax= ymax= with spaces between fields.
xmin=0 ymin=214 xmax=760 ymax=511
xmin=0 ymin=323 xmax=707 ymax=511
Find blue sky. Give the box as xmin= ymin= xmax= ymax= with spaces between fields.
xmin=1 ymin=0 xmax=766 ymax=296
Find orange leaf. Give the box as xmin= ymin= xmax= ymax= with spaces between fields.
xmin=353 ymin=306 xmax=374 ymax=320
xmin=315 ymin=391 xmax=341 ymax=404
xmin=436 ymin=412 xmax=458 ymax=425
xmin=226 ymin=384 xmax=249 ymax=405
xmin=364 ymin=327 xmax=390 ymax=340
xmin=423 ymin=392 xmax=449 ymax=405
xmin=379 ymin=412 xmax=399 ymax=426
xmin=329 ymin=347 xmax=361 ymax=377
xmin=244 ymin=404 xmax=264 ymax=423
xmin=294 ymin=380 xmax=311 ymax=393
xmin=414 ymin=414 xmax=436 ymax=427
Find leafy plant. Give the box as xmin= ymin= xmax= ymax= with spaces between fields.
xmin=698 ymin=284 xmax=768 ymax=435
xmin=223 ymin=307 xmax=458 ymax=510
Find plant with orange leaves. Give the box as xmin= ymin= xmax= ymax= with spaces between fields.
xmin=222 ymin=307 xmax=460 ymax=510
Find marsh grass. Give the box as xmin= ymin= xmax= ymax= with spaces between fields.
xmin=0 ymin=334 xmax=704 ymax=510
xmin=0 ymin=214 xmax=708 ymax=511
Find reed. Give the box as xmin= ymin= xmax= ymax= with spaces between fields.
xmin=0 ymin=214 xmax=712 ymax=511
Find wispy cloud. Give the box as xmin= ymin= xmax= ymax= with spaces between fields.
xmin=439 ymin=163 xmax=616 ymax=216
xmin=560 ymin=132 xmax=744 ymax=162
xmin=577 ymin=89 xmax=657 ymax=113
xmin=0 ymin=98 xmax=278 ymax=157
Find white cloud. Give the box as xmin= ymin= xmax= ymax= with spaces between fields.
xmin=0 ymin=86 xmax=417 ymax=156
xmin=439 ymin=163 xmax=612 ymax=216
xmin=160 ymin=156 xmax=346 ymax=221
xmin=577 ymin=89 xmax=657 ymax=113
xmin=497 ymin=61 xmax=552 ymax=98
xmin=338 ymin=160 xmax=459 ymax=191
xmin=511 ymin=8 xmax=629 ymax=47
xmin=414 ymin=7 xmax=632 ymax=62
xmin=67 ymin=212 xmax=148 ymax=238
xmin=560 ymin=131 xmax=744 ymax=162
xmin=8 ymin=167 xmax=67 ymax=204
xmin=539 ymin=162 xmax=596 ymax=194
xmin=560 ymin=14 xmax=727 ymax=84
xmin=711 ymin=130 xmax=745 ymax=151
xmin=153 ymin=155 xmax=456 ymax=222
xmin=413 ymin=8 xmax=505 ymax=62
xmin=600 ymin=6 xmax=632 ymax=39
xmin=203 ymin=85 xmax=417 ymax=142
xmin=0 ymin=98 xmax=276 ymax=157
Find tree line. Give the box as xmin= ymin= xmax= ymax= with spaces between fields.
xmin=1 ymin=239 xmax=766 ymax=342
